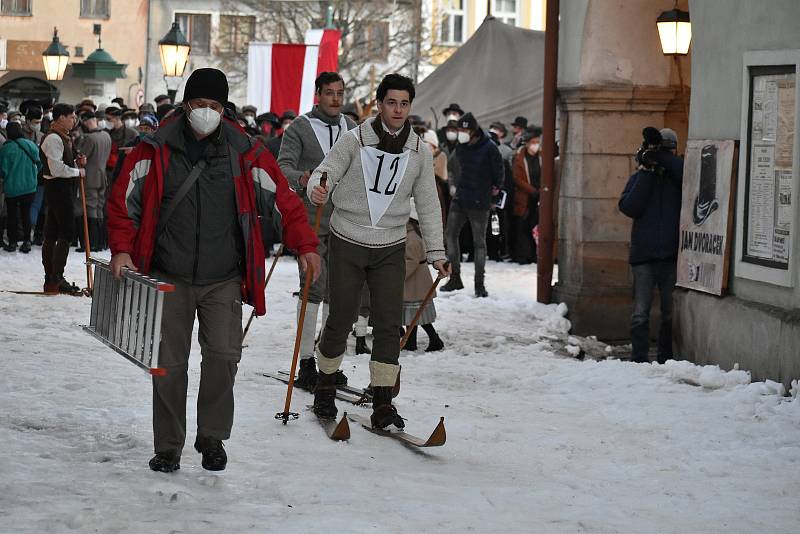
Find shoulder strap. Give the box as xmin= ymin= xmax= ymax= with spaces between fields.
xmin=156 ymin=160 xmax=207 ymax=236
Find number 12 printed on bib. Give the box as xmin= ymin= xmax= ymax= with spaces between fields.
xmin=359 ymin=146 xmax=411 ymax=228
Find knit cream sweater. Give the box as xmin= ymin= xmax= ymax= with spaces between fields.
xmin=307 ymin=118 xmax=445 ymax=263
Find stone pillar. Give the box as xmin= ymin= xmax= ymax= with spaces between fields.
xmin=553 ymin=85 xmax=677 ymax=340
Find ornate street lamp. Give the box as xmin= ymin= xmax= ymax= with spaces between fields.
xmin=158 ymin=22 xmax=191 ymax=103
xmin=158 ymin=22 xmax=191 ymax=77
xmin=42 ymin=27 xmax=70 ymax=81
xmin=656 ymin=8 xmax=691 ymax=56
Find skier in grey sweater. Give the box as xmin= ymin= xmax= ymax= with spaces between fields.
xmin=278 ymin=72 xmax=356 ymax=390
xmin=308 ymin=74 xmax=450 ymax=429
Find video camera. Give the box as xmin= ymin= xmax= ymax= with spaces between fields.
xmin=634 ymin=126 xmax=664 ymax=172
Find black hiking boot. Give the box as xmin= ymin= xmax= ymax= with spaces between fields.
xmin=355 ymin=336 xmax=371 ymax=354
xmin=19 ymin=241 xmax=31 ymax=253
xmin=295 ymin=358 xmax=318 ymax=391
xmin=3 ymin=242 xmax=17 ymax=252
xmin=194 ymin=436 xmax=227 ymax=471
xmin=370 ymin=386 xmax=404 ymax=430
xmin=313 ymin=371 xmax=338 ymax=418
xmin=475 ymin=284 xmax=488 ymax=298
xmin=440 ymin=274 xmax=463 ymax=292
xmin=403 ymin=326 xmax=418 ymax=351
xmin=149 ymin=451 xmax=180 ymax=473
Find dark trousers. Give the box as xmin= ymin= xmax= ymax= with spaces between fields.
xmin=5 ymin=193 xmax=34 ymax=243
xmin=631 ymin=261 xmax=677 ymax=362
xmin=319 ymin=234 xmax=405 ymax=366
xmin=446 ymin=201 xmax=489 ymax=284
xmin=42 ymin=179 xmax=76 ymax=282
xmin=152 ymin=275 xmax=242 ymax=455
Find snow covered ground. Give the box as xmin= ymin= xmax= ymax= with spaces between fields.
xmin=1 ymin=250 xmax=799 ymax=533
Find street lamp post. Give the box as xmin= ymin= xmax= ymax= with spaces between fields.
xmin=158 ymin=22 xmax=191 ymax=102
xmin=42 ymin=27 xmax=70 ymax=82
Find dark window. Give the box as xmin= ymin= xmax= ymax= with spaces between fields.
xmin=176 ymin=13 xmax=211 ymax=56
xmin=368 ymin=22 xmax=389 ymax=61
xmin=80 ymin=0 xmax=109 ymax=18
xmin=0 ymin=0 xmax=31 ymax=16
xmin=218 ymin=14 xmax=255 ymax=55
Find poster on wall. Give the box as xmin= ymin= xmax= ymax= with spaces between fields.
xmin=743 ymin=68 xmax=795 ymax=269
xmin=677 ymin=140 xmax=737 ymax=295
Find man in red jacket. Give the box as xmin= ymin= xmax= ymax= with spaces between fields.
xmin=107 ymin=68 xmax=320 ymax=473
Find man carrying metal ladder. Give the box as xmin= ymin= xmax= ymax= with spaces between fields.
xmin=107 ymin=68 xmax=321 ymax=473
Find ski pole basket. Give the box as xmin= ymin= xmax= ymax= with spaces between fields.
xmin=81 ymin=257 xmax=174 ymax=376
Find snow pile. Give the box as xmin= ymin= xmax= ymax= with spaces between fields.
xmin=657 ymin=359 xmax=752 ymax=389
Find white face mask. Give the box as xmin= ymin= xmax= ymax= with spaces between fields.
xmin=45 ymin=112 xmax=53 ymax=121
xmin=445 ymin=131 xmax=458 ymax=142
xmin=97 ymin=120 xmax=108 ymax=130
xmin=0 ymin=119 xmax=7 ymax=129
xmin=457 ymin=131 xmax=471 ymax=144
xmin=124 ymin=118 xmax=136 ymax=129
xmin=188 ymin=106 xmax=221 ymax=136
xmin=245 ymin=115 xmax=256 ymax=126
xmin=31 ymin=123 xmax=42 ymax=133
xmin=446 ymin=113 xmax=460 ymax=122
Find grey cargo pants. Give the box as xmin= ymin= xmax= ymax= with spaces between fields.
xmin=152 ymin=274 xmax=243 ymax=455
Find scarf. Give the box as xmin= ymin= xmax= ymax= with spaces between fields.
xmin=370 ymin=118 xmax=410 ymax=154
xmin=309 ymin=106 xmax=342 ymax=126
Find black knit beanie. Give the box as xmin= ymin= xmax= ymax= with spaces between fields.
xmin=183 ymin=68 xmax=229 ymax=105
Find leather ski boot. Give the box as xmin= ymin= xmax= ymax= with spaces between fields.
xmin=313 ymin=371 xmax=338 ymax=418
xmin=371 ymin=386 xmax=404 ymax=430
xmin=440 ymin=274 xmax=463 ymax=292
xmin=295 ymin=357 xmax=318 ymax=391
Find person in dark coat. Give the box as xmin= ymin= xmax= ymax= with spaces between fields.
xmin=441 ymin=112 xmax=504 ymax=297
xmin=618 ymin=127 xmax=683 ymax=364
xmin=511 ymin=126 xmax=543 ymax=263
xmin=75 ymin=110 xmax=112 ymax=251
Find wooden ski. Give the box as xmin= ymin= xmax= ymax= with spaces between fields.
xmin=346 ymin=413 xmax=446 ymax=448
xmin=306 ymin=406 xmax=351 ymax=441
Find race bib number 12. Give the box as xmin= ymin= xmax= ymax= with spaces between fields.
xmin=359 ymin=146 xmax=411 ymax=227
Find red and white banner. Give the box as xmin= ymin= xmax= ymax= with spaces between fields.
xmin=246 ymin=29 xmax=341 ymax=116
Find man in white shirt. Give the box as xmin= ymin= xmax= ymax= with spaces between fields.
xmin=40 ymin=103 xmax=86 ymax=294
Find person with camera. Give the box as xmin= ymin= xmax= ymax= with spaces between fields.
xmin=40 ymin=103 xmax=86 ymax=294
xmin=618 ymin=127 xmax=683 ymax=364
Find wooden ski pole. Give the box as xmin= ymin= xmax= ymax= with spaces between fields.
xmin=242 ymin=244 xmax=284 ymax=344
xmin=277 ymin=173 xmax=327 ymax=424
xmin=399 ymin=262 xmax=449 ymax=350
xmin=78 ymin=173 xmax=93 ymax=295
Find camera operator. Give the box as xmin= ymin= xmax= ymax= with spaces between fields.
xmin=618 ymin=127 xmax=683 ymax=364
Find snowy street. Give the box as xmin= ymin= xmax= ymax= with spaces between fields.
xmin=1 ymin=251 xmax=798 ymax=533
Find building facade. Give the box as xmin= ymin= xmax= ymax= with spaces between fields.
xmin=0 ymin=0 xmax=148 ymax=107
xmin=554 ymin=0 xmax=799 ymax=388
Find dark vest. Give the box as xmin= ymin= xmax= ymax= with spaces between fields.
xmin=40 ymin=130 xmax=74 ymax=179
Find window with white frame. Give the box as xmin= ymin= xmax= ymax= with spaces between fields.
xmin=176 ymin=13 xmax=212 ymax=56
xmin=80 ymin=0 xmax=109 ymax=19
xmin=439 ymin=0 xmax=464 ymax=46
xmin=493 ymin=0 xmax=518 ymax=26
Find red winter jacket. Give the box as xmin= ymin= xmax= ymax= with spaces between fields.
xmin=106 ymin=115 xmax=319 ymax=316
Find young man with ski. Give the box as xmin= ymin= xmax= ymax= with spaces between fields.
xmin=107 ymin=68 xmax=320 ymax=473
xmin=277 ymin=71 xmax=357 ymax=391
xmin=308 ymin=73 xmax=450 ymax=430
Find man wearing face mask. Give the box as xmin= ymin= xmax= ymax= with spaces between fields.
xmin=107 ymin=68 xmax=321 ymax=473
xmin=104 ymin=106 xmax=138 ymax=179
xmin=22 ymin=106 xmax=44 ymax=144
xmin=438 ymin=102 xmax=465 ymax=145
xmin=512 ymin=126 xmax=543 ymax=264
xmin=278 ymin=71 xmax=358 ymax=389
xmin=74 ymin=110 xmax=112 ymax=252
xmin=441 ymin=112 xmax=504 ymax=297
xmin=508 ymin=116 xmax=528 ymax=150
xmin=39 ymin=103 xmax=86 ymax=294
